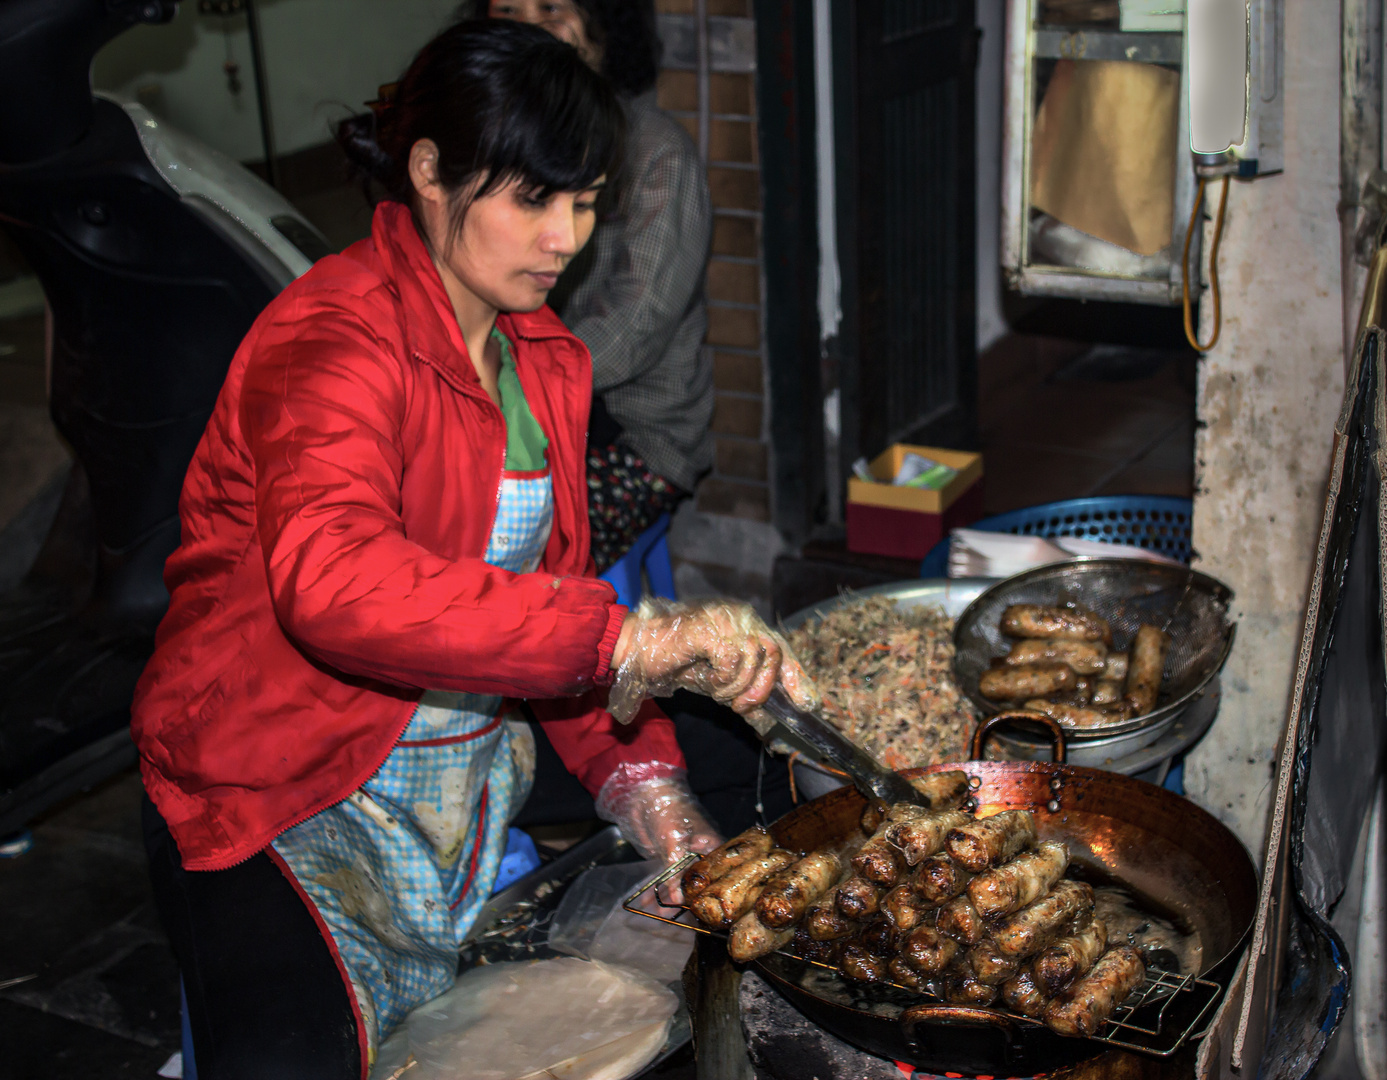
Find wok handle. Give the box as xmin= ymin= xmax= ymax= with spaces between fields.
xmin=971 ymin=711 xmax=1068 ymax=764
xmin=899 ymin=1003 xmax=1021 ymax=1050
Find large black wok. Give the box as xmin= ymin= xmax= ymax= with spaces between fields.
xmin=751 ymin=715 xmax=1259 ymax=1076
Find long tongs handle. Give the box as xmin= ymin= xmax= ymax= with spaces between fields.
xmin=761 ymin=686 xmax=923 ymax=806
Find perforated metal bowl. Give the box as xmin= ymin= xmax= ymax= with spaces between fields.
xmin=952 ymin=558 xmax=1235 ymax=739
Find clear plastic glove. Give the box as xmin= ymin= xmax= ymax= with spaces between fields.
xmin=595 ymin=764 xmax=722 ymax=905
xmin=607 ymin=598 xmax=820 ymax=732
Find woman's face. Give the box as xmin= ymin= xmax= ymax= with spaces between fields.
xmin=412 ymin=148 xmax=604 ymax=315
xmin=488 ymin=1 xmax=603 ymax=72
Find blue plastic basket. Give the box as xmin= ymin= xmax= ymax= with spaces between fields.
xmin=919 ymin=495 xmax=1193 ymax=578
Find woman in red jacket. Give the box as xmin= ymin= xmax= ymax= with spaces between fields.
xmin=132 ymin=20 xmax=807 ymax=1078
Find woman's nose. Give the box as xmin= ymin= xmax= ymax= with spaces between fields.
xmin=539 ymin=206 xmax=579 ymax=256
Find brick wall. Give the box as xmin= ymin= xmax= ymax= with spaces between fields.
xmin=653 ymin=0 xmax=769 ymax=524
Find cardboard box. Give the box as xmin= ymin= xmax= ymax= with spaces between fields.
xmin=846 ymin=444 xmax=984 ymax=560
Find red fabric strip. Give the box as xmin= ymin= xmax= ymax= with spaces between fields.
xmin=450 ymin=783 xmax=490 ymax=911
xmin=396 ymin=714 xmax=504 ymax=747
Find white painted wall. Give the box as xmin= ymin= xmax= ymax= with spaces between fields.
xmin=1184 ymin=3 xmax=1346 ymax=857
xmin=93 ymin=0 xmax=459 ymax=162
xmin=975 ymin=0 xmax=1008 ymax=353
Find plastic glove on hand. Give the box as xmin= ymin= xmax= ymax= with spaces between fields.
xmin=607 ymin=598 xmax=820 ymax=730
xmin=596 ymin=766 xmax=721 ymax=906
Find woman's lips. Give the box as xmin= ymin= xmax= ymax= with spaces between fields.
xmin=528 ymin=271 xmax=560 ymax=289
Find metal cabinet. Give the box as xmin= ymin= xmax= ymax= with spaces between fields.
xmin=1000 ymin=6 xmax=1200 ymax=306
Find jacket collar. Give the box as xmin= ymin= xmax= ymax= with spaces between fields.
xmin=370 ymin=203 xmax=581 ymax=386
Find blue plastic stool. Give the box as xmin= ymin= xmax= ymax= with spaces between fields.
xmin=919 ymin=495 xmax=1194 ymax=578
xmin=599 ymin=512 xmax=676 ymax=608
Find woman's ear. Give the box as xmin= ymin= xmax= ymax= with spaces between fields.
xmin=407 ymin=138 xmax=447 ymax=208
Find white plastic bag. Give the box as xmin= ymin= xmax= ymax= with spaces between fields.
xmin=405 ymin=957 xmax=677 ymax=1080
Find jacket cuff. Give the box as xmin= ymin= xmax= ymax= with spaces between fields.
xmin=593 ymin=603 xmax=629 ymax=686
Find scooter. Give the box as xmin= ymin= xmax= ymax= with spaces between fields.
xmin=0 ymin=0 xmax=328 ymax=834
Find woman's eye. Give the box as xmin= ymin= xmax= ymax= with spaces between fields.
xmin=576 ymin=200 xmax=597 ymax=213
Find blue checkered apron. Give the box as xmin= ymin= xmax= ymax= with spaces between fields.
xmin=272 ymin=466 xmax=554 ymax=1053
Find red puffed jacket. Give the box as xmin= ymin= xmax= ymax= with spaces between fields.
xmin=132 ymin=202 xmax=683 ymax=871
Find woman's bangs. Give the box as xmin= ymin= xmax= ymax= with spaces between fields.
xmin=503 ymin=65 xmax=623 ymax=197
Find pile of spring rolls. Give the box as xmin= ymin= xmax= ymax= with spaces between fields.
xmin=680 ymin=775 xmax=1146 ymax=1039
xmin=977 ymin=603 xmax=1170 ymax=729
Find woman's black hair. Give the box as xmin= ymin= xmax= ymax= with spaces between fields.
xmin=336 ymin=19 xmax=624 ymax=231
xmin=452 ymin=1 xmax=662 ymax=96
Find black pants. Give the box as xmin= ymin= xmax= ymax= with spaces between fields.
xmin=142 ymin=797 xmax=361 ymax=1080
xmin=512 ymin=691 xmax=795 ymax=836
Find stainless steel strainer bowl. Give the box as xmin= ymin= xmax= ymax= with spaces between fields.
xmin=952 ymin=557 xmax=1236 ymax=738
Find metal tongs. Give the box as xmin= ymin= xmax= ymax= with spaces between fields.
xmin=760 ymin=686 xmax=926 ymax=806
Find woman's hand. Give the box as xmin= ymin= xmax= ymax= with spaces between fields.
xmin=595 ymin=765 xmax=722 ymax=905
xmin=607 ymin=598 xmax=819 ymax=727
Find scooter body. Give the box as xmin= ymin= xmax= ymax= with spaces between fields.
xmin=0 ymin=0 xmax=327 ymax=830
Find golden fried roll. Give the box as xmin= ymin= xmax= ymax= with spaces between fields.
xmin=967 ymin=840 xmax=1070 ymax=919
xmin=689 ymin=849 xmax=797 ymax=928
xmin=907 ymin=769 xmax=971 ymax=810
xmin=805 ymin=881 xmax=858 ymax=940
xmin=1043 ymin=945 xmax=1146 ymax=1037
xmin=792 ymin=926 xmax=840 ymax=966
xmin=900 ymin=924 xmax=961 ymax=974
xmin=967 ymin=940 xmax=1021 ymax=985
xmin=943 ymin=969 xmax=999 ymax=1006
xmin=754 ymin=851 xmax=844 ymax=929
xmin=860 ymin=916 xmax=897 ymax=957
xmin=887 ymin=808 xmax=972 ymax=866
xmin=936 ymin=895 xmax=987 ymax=943
xmin=882 ymin=883 xmax=933 ymax=934
xmin=1024 ymin=698 xmax=1134 ymax=729
xmin=1001 ymin=604 xmax=1111 ymax=644
xmin=1034 ymin=918 xmax=1108 ymax=996
xmin=1090 ymin=678 xmax=1126 ymax=706
xmin=1104 ymin=651 xmax=1130 ymax=680
xmin=1124 ymin=624 xmax=1170 ymax=716
xmin=860 ymin=798 xmax=889 ymax=834
xmin=853 ymin=803 xmax=925 ymax=885
xmin=1004 ymin=638 xmax=1108 ymax=675
xmin=946 ymin=809 xmax=1037 ymax=872
xmin=728 ymin=909 xmax=796 ymax=962
xmin=991 ymin=880 xmax=1095 ymax=958
xmin=979 ymin=662 xmax=1078 ymax=702
xmin=915 ymin=854 xmax=974 ymax=903
xmin=682 ymin=826 xmax=773 ymax=899
xmin=888 ymin=955 xmax=931 ymax=992
xmin=1001 ymin=969 xmax=1051 ymax=1018
xmin=839 ymin=941 xmax=889 ymax=983
xmin=835 ymin=876 xmax=884 ymax=920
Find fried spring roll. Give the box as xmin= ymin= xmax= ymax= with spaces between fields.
xmin=728 ymin=909 xmax=796 ymax=962
xmin=915 ymin=853 xmax=975 ymax=903
xmin=689 ymin=849 xmax=797 ymax=928
xmin=967 ymin=840 xmax=1070 ymax=919
xmin=854 ymin=803 xmax=929 ymax=884
xmin=1104 ymin=651 xmax=1130 ymax=680
xmin=1090 ymin=678 xmax=1126 ymax=706
xmin=991 ymin=880 xmax=1095 ymax=958
xmin=943 ymin=969 xmax=999 ymax=1006
xmin=1043 ymin=946 xmax=1146 ymax=1037
xmin=887 ymin=809 xmax=973 ymax=866
xmin=1034 ymin=918 xmax=1108 ymax=996
xmin=967 ymin=940 xmax=1021 ymax=986
xmin=882 ymin=883 xmax=933 ymax=934
xmin=1004 ymin=638 xmax=1109 ymax=675
xmin=1000 ymin=969 xmax=1051 ymax=1019
xmin=835 ymin=876 xmax=884 ymax=921
xmin=860 ymin=916 xmax=897 ymax=957
xmin=792 ymin=926 xmax=840 ymax=966
xmin=805 ymin=880 xmax=859 ymax=941
xmin=860 ymin=798 xmax=889 ymax=834
xmin=888 ymin=955 xmax=932 ymax=992
xmin=1001 ymin=604 xmax=1111 ymax=644
xmin=907 ymin=769 xmax=971 ymax=810
xmin=979 ymin=662 xmax=1078 ymax=701
xmin=1124 ymin=624 xmax=1170 ymax=717
xmin=682 ymin=826 xmax=773 ymax=898
xmin=838 ymin=940 xmax=889 ymax=983
xmin=1024 ymin=698 xmax=1133 ymax=729
xmin=936 ymin=895 xmax=988 ymax=944
xmin=900 ymin=924 xmax=961 ymax=975
xmin=754 ymin=851 xmax=844 ymax=929
xmin=946 ymin=810 xmax=1037 ymax=872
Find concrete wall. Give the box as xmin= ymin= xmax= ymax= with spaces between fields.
xmin=93 ymin=0 xmax=458 ymax=162
xmin=1184 ymin=3 xmax=1346 ymax=857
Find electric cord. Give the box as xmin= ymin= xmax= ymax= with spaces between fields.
xmin=1182 ymin=174 xmax=1230 ymax=352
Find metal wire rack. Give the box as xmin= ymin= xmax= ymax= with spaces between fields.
xmin=622 ymin=856 xmax=1224 ymax=1059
